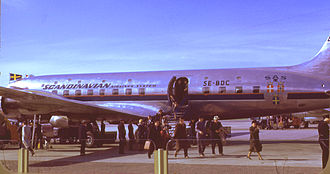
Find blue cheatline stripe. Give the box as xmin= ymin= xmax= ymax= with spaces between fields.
xmin=287 ymin=92 xmax=330 ymax=99
xmin=66 ymin=93 xmax=265 ymax=101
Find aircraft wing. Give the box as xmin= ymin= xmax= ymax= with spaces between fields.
xmin=0 ymin=86 xmax=142 ymax=120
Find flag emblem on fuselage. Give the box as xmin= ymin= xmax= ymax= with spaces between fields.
xmin=10 ymin=73 xmax=23 ymax=81
xmin=267 ymin=82 xmax=274 ymax=93
xmin=277 ymin=82 xmax=285 ymax=93
xmin=272 ymin=95 xmax=280 ymax=105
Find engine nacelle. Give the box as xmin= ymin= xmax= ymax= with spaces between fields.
xmin=0 ymin=97 xmax=22 ymax=119
xmin=49 ymin=116 xmax=69 ymax=128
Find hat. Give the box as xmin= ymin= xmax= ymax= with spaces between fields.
xmin=213 ymin=116 xmax=219 ymax=120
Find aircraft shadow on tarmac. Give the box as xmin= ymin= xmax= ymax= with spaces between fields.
xmin=29 ymin=146 xmax=146 ymax=167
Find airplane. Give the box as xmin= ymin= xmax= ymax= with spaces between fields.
xmin=0 ymin=34 xmax=329 ymax=146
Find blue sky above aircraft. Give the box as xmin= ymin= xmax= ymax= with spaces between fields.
xmin=0 ymin=0 xmax=330 ymax=86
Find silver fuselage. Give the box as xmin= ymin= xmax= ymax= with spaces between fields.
xmin=7 ymin=66 xmax=330 ymax=120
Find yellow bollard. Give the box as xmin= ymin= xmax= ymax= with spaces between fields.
xmin=154 ymin=149 xmax=168 ymax=174
xmin=18 ymin=148 xmax=29 ymax=173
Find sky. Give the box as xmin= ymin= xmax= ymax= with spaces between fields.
xmin=0 ymin=0 xmax=330 ymax=86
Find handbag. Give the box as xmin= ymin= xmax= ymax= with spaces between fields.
xmin=144 ymin=140 xmax=151 ymax=150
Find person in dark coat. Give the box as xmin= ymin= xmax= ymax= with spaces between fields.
xmin=210 ymin=116 xmax=224 ymax=155
xmin=318 ymin=117 xmax=329 ymax=169
xmin=128 ymin=121 xmax=135 ymax=151
xmin=135 ymin=119 xmax=146 ymax=151
xmin=189 ymin=119 xmax=196 ymax=144
xmin=196 ymin=117 xmax=207 ymax=157
xmin=101 ymin=120 xmax=105 ymax=137
xmin=79 ymin=120 xmax=87 ymax=156
xmin=34 ymin=122 xmax=43 ymax=149
xmin=147 ymin=121 xmax=162 ymax=158
xmin=247 ymin=121 xmax=263 ymax=160
xmin=174 ymin=118 xmax=189 ymax=158
xmin=118 ymin=120 xmax=126 ymax=154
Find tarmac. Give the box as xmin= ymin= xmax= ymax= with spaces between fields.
xmin=0 ymin=119 xmax=326 ymax=174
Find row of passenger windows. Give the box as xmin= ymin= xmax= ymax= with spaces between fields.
xmin=52 ymin=88 xmax=146 ymax=96
xmin=202 ymin=86 xmax=260 ymax=94
xmin=52 ymin=86 xmax=260 ymax=96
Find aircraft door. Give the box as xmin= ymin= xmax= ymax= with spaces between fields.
xmin=167 ymin=76 xmax=189 ymax=109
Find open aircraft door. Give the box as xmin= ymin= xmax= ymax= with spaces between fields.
xmin=167 ymin=76 xmax=189 ymax=112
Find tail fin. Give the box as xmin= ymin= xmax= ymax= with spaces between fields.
xmin=292 ymin=35 xmax=330 ymax=76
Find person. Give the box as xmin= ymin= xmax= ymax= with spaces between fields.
xmin=79 ymin=120 xmax=87 ymax=156
xmin=247 ymin=121 xmax=263 ymax=160
xmin=318 ymin=117 xmax=329 ymax=169
xmin=161 ymin=122 xmax=170 ymax=150
xmin=174 ymin=118 xmax=189 ymax=158
xmin=147 ymin=120 xmax=162 ymax=158
xmin=156 ymin=110 xmax=164 ymax=121
xmin=210 ymin=116 xmax=224 ymax=155
xmin=128 ymin=121 xmax=135 ymax=151
xmin=22 ymin=121 xmax=35 ymax=156
xmin=101 ymin=120 xmax=105 ymax=137
xmin=118 ymin=120 xmax=126 ymax=154
xmin=135 ymin=119 xmax=146 ymax=151
xmin=34 ymin=122 xmax=43 ymax=149
xmin=147 ymin=116 xmax=154 ymax=127
xmin=196 ymin=117 xmax=207 ymax=157
xmin=17 ymin=122 xmax=23 ymax=148
xmin=189 ymin=119 xmax=196 ymax=141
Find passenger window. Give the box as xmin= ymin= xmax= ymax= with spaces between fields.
xmin=63 ymin=90 xmax=69 ymax=96
xmin=75 ymin=90 xmax=81 ymax=96
xmin=112 ymin=89 xmax=119 ymax=95
xmin=235 ymin=86 xmax=243 ymax=93
xmin=253 ymin=86 xmax=260 ymax=93
xmin=139 ymin=88 xmax=145 ymax=95
xmin=202 ymin=87 xmax=210 ymax=94
xmin=219 ymin=87 xmax=226 ymax=94
xmin=87 ymin=89 xmax=93 ymax=95
xmin=52 ymin=90 xmax=58 ymax=95
xmin=125 ymin=88 xmax=132 ymax=95
xmin=99 ymin=89 xmax=105 ymax=96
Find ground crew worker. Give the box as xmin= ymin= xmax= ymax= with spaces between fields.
xmin=318 ymin=117 xmax=329 ymax=169
xmin=247 ymin=121 xmax=263 ymax=160
xmin=79 ymin=120 xmax=87 ymax=156
xmin=196 ymin=117 xmax=207 ymax=157
xmin=174 ymin=118 xmax=189 ymax=158
xmin=118 ymin=120 xmax=126 ymax=154
xmin=210 ymin=116 xmax=224 ymax=155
